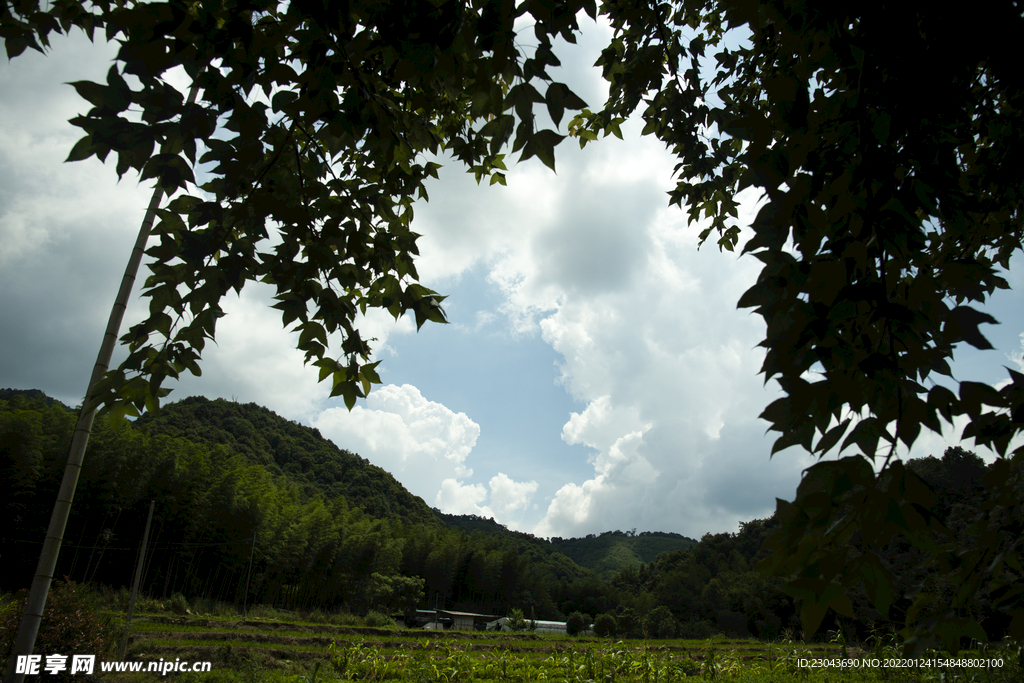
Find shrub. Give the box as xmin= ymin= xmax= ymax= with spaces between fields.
xmin=566 ymin=611 xmax=587 ymax=636
xmin=167 ymin=592 xmax=190 ymax=615
xmin=594 ymin=613 xmax=617 ymax=638
xmin=305 ymin=609 xmax=330 ymax=624
xmin=331 ymin=612 xmax=362 ymax=627
xmin=192 ymin=597 xmax=239 ymax=617
xmin=506 ymin=608 xmax=528 ymax=632
xmin=677 ymin=619 xmax=716 ymax=640
xmin=363 ymin=610 xmax=393 ymax=628
xmin=0 ymin=580 xmax=115 ymax=679
xmin=247 ymin=604 xmax=289 ymax=620
xmin=134 ymin=594 xmax=165 ymax=614
xmin=642 ymin=606 xmax=678 ymax=639
xmin=615 ymin=608 xmax=640 ymax=638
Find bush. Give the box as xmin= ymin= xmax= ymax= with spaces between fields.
xmin=331 ymin=612 xmax=362 ymax=627
xmin=594 ymin=613 xmax=617 ymax=638
xmin=192 ymin=597 xmax=239 ymax=618
xmin=506 ymin=608 xmax=528 ymax=632
xmin=133 ymin=594 xmax=165 ymax=614
xmin=363 ymin=610 xmax=393 ymax=628
xmin=677 ymin=619 xmax=716 ymax=640
xmin=615 ymin=608 xmax=640 ymax=638
xmin=566 ymin=611 xmax=587 ymax=636
xmin=167 ymin=592 xmax=191 ymax=615
xmin=642 ymin=606 xmax=678 ymax=639
xmin=305 ymin=609 xmax=330 ymax=624
xmin=247 ymin=604 xmax=290 ymax=620
xmin=94 ymin=585 xmax=131 ymax=611
xmin=0 ymin=580 xmax=115 ymax=679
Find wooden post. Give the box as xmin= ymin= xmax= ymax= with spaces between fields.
xmin=242 ymin=527 xmax=256 ymax=618
xmin=119 ymin=501 xmax=155 ymax=659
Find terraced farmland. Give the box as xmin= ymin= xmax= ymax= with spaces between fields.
xmin=109 ymin=615 xmax=1022 ymax=682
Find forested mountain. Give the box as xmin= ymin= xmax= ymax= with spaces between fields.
xmin=3 ymin=389 xmax=1019 ymax=643
xmin=134 ymin=396 xmax=435 ymax=525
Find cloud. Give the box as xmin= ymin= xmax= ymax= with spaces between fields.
xmin=434 ymin=473 xmax=540 ymax=521
xmin=312 ymin=384 xmax=481 ymax=503
xmin=488 ymin=473 xmax=539 ymax=516
xmin=0 ymin=34 xmax=157 ymax=405
xmin=1009 ymin=332 xmax=1024 ymax=372
xmin=403 ymin=83 xmax=816 ymax=538
xmin=435 ymin=479 xmax=490 ymax=516
xmin=432 ymin=473 xmax=542 ymax=522
xmin=454 ymin=144 xmax=821 ymax=538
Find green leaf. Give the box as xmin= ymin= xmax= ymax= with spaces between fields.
xmin=519 ymin=129 xmax=565 ymax=172
xmin=871 ymin=111 xmax=891 ymax=144
xmin=946 ymin=306 xmax=998 ymax=350
xmin=4 ymin=30 xmax=42 ymax=59
xmin=938 ymin=618 xmax=988 ymax=655
xmin=65 ymin=135 xmax=95 ymax=162
xmin=544 ymin=82 xmax=588 ymax=128
xmin=68 ymin=79 xmax=107 ymax=109
xmin=814 ymin=418 xmax=851 ymax=455
xmin=959 ymin=381 xmax=1004 ymax=418
xmin=298 ymin=321 xmax=329 ymax=349
xmin=786 ymin=579 xmax=850 ymax=637
xmin=846 ymin=553 xmax=895 ymax=617
xmin=840 ymin=417 xmax=885 ymax=458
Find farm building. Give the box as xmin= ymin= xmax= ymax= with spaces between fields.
xmin=406 ymin=609 xmax=498 ymax=631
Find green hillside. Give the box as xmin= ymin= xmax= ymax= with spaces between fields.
xmin=134 ymin=396 xmax=436 ymax=525
xmin=548 ymin=530 xmax=698 ymax=579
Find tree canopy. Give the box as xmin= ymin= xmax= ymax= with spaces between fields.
xmin=3 ymin=0 xmax=593 ymax=412
xmin=4 ymin=0 xmax=1023 ymax=654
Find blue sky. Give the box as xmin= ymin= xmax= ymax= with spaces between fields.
xmin=2 ymin=15 xmax=1022 ymax=540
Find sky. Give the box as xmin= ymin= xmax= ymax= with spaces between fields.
xmin=2 ymin=15 xmax=1023 ymax=541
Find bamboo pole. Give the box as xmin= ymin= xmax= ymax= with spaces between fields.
xmin=4 ymin=78 xmax=202 ymax=683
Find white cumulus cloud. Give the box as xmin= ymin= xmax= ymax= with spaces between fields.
xmin=312 ymin=384 xmax=480 ymax=503
xmin=434 ymin=473 xmax=539 ymax=521
xmin=488 ymin=473 xmax=539 ymax=516
xmin=436 ymin=479 xmax=490 ymax=516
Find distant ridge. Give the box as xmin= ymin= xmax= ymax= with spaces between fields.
xmin=549 ymin=530 xmax=698 ymax=579
xmin=0 ymin=388 xmax=74 ymax=411
xmin=434 ymin=510 xmax=697 ymax=579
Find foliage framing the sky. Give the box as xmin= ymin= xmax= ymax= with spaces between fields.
xmin=569 ymin=0 xmax=1024 ymax=650
xmin=3 ymin=0 xmax=1024 ymax=654
xmin=2 ymin=0 xmax=594 ymax=413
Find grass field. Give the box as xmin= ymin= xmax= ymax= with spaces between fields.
xmin=95 ymin=610 xmax=1022 ymax=683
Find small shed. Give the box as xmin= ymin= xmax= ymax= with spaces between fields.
xmin=436 ymin=609 xmax=500 ymax=631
